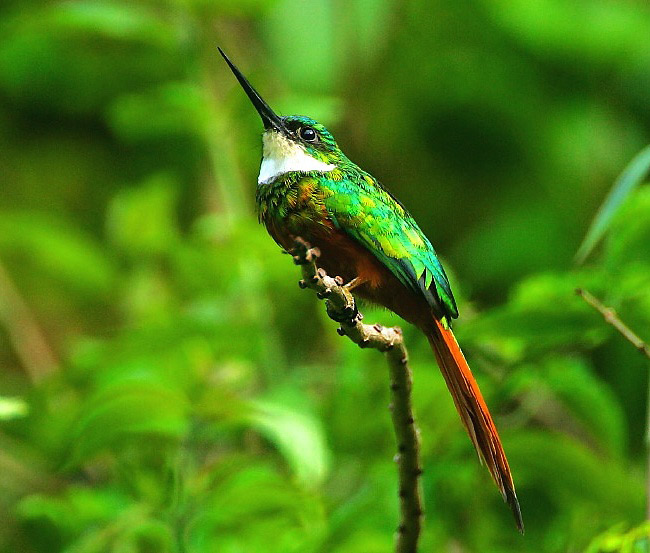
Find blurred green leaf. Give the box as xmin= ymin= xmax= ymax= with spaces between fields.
xmin=106 ymin=82 xmax=206 ymax=143
xmin=511 ymin=357 xmax=627 ymax=455
xmin=463 ymin=272 xmax=608 ymax=360
xmin=18 ymin=486 xmax=130 ymax=536
xmin=576 ymin=145 xmax=650 ymax=264
xmin=603 ymin=187 xmax=650 ymax=272
xmin=264 ymin=0 xmax=336 ymax=92
xmin=0 ymin=3 xmax=184 ymax=115
xmin=184 ymin=0 xmax=274 ymax=16
xmin=187 ymin=461 xmax=327 ymax=552
xmin=48 ymin=1 xmax=181 ymax=47
xmin=0 ymin=396 xmax=28 ymax=420
xmin=0 ymin=212 xmax=115 ymax=296
xmin=484 ymin=0 xmax=650 ymax=66
xmin=247 ymin=400 xmax=330 ymax=489
xmin=106 ymin=174 xmax=180 ymax=257
xmin=17 ymin=487 xmax=176 ymax=553
xmin=67 ymin=380 xmax=188 ymax=467
xmin=585 ymin=521 xmax=650 ymax=553
xmin=509 ymin=431 xmax=643 ymax=517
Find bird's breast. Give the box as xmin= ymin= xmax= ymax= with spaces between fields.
xmin=257 ymin=174 xmax=434 ymax=329
xmin=257 ymin=175 xmax=332 ymax=237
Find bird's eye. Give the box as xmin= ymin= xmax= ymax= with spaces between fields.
xmin=298 ymin=126 xmax=318 ymax=142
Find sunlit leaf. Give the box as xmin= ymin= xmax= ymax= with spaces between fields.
xmin=585 ymin=521 xmax=650 ymax=553
xmin=246 ymin=400 xmax=330 ymax=488
xmin=0 ymin=396 xmax=28 ymax=420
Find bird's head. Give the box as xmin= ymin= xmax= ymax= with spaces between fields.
xmin=219 ymin=48 xmax=345 ymax=184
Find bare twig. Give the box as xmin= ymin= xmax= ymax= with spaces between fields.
xmin=575 ymin=288 xmax=650 ymax=519
xmin=291 ymin=237 xmax=423 ymax=553
xmin=575 ymin=288 xmax=650 ymax=360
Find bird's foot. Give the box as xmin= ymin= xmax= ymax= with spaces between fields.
xmin=291 ymin=237 xmax=320 ymax=265
xmin=327 ymin=301 xmax=361 ymax=325
xmin=343 ymin=276 xmax=367 ymax=291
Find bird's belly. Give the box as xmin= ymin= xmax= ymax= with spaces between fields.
xmin=265 ymin=217 xmax=433 ymax=331
xmin=265 ymin=215 xmax=367 ymax=283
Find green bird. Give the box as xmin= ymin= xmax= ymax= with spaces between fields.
xmin=220 ymin=48 xmax=523 ymax=532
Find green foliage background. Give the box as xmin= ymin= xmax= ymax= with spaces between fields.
xmin=1 ymin=1 xmax=650 ymax=551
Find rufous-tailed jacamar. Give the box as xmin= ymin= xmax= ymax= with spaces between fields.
xmin=219 ymin=48 xmax=523 ymax=532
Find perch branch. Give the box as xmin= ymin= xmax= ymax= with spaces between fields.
xmin=291 ymin=237 xmax=423 ymax=553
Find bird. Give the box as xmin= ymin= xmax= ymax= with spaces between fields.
xmin=219 ymin=47 xmax=523 ymax=533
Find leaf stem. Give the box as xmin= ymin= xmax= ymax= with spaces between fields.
xmin=574 ymin=144 xmax=650 ymax=265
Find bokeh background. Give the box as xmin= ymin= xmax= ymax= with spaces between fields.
xmin=2 ymin=1 xmax=650 ymax=552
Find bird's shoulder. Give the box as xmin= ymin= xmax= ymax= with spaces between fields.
xmin=319 ymin=168 xmax=458 ymax=319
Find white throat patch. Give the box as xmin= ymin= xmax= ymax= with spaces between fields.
xmin=258 ymin=131 xmax=336 ymax=185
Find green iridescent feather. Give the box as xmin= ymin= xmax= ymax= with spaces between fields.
xmin=320 ymin=171 xmax=458 ymax=320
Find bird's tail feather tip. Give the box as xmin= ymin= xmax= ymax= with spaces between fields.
xmin=506 ymin=486 xmax=525 ymax=534
xmin=427 ymin=318 xmax=524 ymax=534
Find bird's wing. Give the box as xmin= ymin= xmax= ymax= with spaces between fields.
xmin=321 ymin=172 xmax=458 ymax=320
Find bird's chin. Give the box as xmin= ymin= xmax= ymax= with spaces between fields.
xmin=258 ymin=133 xmax=336 ymax=185
xmin=262 ymin=129 xmax=300 ymax=158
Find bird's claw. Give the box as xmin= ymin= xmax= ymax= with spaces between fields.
xmin=327 ymin=301 xmax=360 ymax=325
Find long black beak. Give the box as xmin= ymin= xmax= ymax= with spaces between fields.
xmin=218 ymin=47 xmax=284 ymax=132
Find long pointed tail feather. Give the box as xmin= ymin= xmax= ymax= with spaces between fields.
xmin=427 ymin=318 xmax=524 ymax=533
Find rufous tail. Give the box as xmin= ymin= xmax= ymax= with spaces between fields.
xmin=427 ymin=318 xmax=524 ymax=533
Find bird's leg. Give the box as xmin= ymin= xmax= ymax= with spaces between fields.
xmin=344 ymin=276 xmax=368 ymax=291
xmin=324 ymin=275 xmax=366 ymax=324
